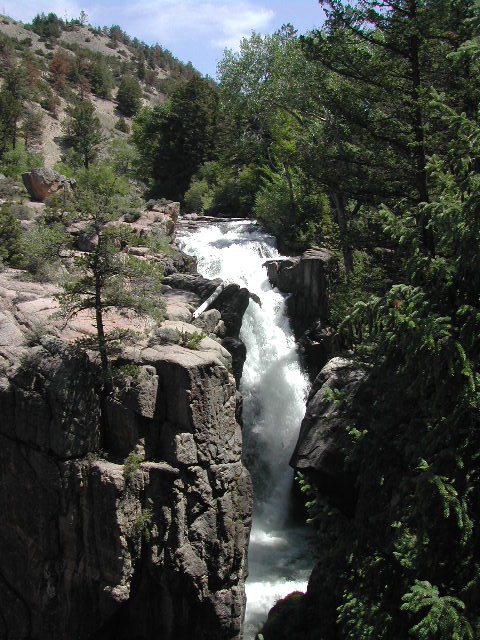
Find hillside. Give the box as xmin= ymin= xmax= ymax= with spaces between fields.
xmin=0 ymin=12 xmax=199 ymax=168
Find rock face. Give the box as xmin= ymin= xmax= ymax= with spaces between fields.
xmin=265 ymin=248 xmax=337 ymax=323
xmin=0 ymin=269 xmax=252 ymax=640
xmin=121 ymin=201 xmax=180 ymax=239
xmin=162 ymin=275 xmax=250 ymax=339
xmin=290 ymin=357 xmax=364 ymax=513
xmin=22 ymin=168 xmax=76 ymax=202
xmin=220 ymin=337 xmax=247 ymax=387
xmin=163 ymin=274 xmax=250 ymax=381
xmin=297 ymin=320 xmax=344 ymax=382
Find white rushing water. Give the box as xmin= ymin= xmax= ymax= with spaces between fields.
xmin=178 ymin=219 xmax=312 ymax=639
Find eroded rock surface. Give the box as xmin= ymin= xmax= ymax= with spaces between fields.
xmin=120 ymin=201 xmax=180 ymax=239
xmin=163 ymin=274 xmax=250 ymax=380
xmin=290 ymin=357 xmax=364 ymax=513
xmin=265 ymin=248 xmax=337 ymax=324
xmin=22 ymin=168 xmax=76 ymax=202
xmin=0 ymin=269 xmax=252 ymax=640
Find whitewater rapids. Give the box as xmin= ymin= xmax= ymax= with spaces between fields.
xmin=178 ymin=219 xmax=312 ymax=639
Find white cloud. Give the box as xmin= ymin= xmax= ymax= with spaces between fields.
xmin=113 ymin=1 xmax=274 ymax=51
xmin=1 ymin=0 xmax=82 ymax=23
xmin=1 ymin=0 xmax=275 ymax=75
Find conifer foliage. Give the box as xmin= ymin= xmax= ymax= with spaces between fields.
xmin=284 ymin=4 xmax=480 ymax=640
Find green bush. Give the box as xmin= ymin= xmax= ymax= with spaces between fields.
xmin=107 ymin=138 xmax=138 ymax=176
xmin=123 ymin=451 xmax=144 ymax=483
xmin=114 ymin=116 xmax=130 ymax=133
xmin=9 ymin=204 xmax=35 ymax=221
xmin=329 ymin=250 xmax=387 ymax=329
xmin=0 ymin=147 xmax=44 ymax=181
xmin=134 ymin=508 xmax=153 ymax=542
xmin=254 ymin=169 xmax=331 ymax=253
xmin=30 ymin=13 xmax=62 ymax=39
xmin=179 ymin=329 xmax=205 ymax=350
xmin=0 ymin=204 xmax=22 ymax=265
xmin=87 ymin=59 xmax=114 ymax=99
xmin=0 ymin=175 xmax=23 ymax=199
xmin=123 ymin=209 xmax=142 ymax=223
xmin=183 ymin=177 xmax=212 ymax=213
xmin=117 ymin=75 xmax=142 ymax=116
xmin=19 ymin=221 xmax=71 ymax=281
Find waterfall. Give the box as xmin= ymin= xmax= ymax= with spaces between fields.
xmin=178 ymin=219 xmax=312 ymax=639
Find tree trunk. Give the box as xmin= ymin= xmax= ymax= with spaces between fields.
xmin=409 ymin=0 xmax=435 ymax=255
xmin=332 ymin=191 xmax=353 ymax=275
xmin=94 ymin=255 xmax=111 ymax=392
xmin=283 ymin=162 xmax=297 ymax=220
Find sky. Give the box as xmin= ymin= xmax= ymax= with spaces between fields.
xmin=1 ymin=0 xmax=325 ymax=77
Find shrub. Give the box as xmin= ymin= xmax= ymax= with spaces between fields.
xmin=179 ymin=329 xmax=205 ymax=350
xmin=117 ymin=75 xmax=142 ymax=117
xmin=134 ymin=508 xmax=153 ymax=542
xmin=0 ymin=204 xmax=22 ymax=265
xmin=9 ymin=204 xmax=35 ymax=221
xmin=183 ymin=178 xmax=212 ymax=213
xmin=30 ymin=13 xmax=62 ymax=39
xmin=123 ymin=209 xmax=141 ymax=222
xmin=87 ymin=59 xmax=114 ymax=99
xmin=39 ymin=83 xmax=60 ymax=117
xmin=62 ymin=100 xmax=102 ymax=168
xmin=107 ymin=137 xmax=138 ymax=175
xmin=115 ymin=116 xmax=130 ymax=133
xmin=112 ymin=363 xmax=142 ymax=386
xmin=123 ymin=451 xmax=144 ymax=483
xmin=329 ymin=250 xmax=387 ymax=329
xmin=0 ymin=147 xmax=44 ymax=181
xmin=19 ymin=221 xmax=71 ymax=281
xmin=254 ymin=169 xmax=331 ymax=253
xmin=0 ymin=175 xmax=22 ymax=198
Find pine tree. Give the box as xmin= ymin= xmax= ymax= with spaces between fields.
xmin=133 ymin=76 xmax=219 ymax=200
xmin=21 ymin=106 xmax=43 ymax=151
xmin=58 ymin=166 xmax=164 ymax=389
xmin=62 ymin=99 xmax=101 ymax=168
xmin=116 ymin=75 xmax=142 ymax=117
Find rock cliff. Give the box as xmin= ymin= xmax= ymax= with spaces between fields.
xmin=290 ymin=357 xmax=365 ymax=514
xmin=265 ymin=248 xmax=339 ymax=380
xmin=264 ymin=248 xmax=336 ymax=324
xmin=0 ymin=268 xmax=252 ymax=639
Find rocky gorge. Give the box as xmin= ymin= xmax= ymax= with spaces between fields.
xmin=0 ymin=196 xmax=254 ymax=639
xmin=0 ymin=196 xmax=363 ymax=639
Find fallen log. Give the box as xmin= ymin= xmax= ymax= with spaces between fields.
xmin=192 ymin=283 xmax=225 ymax=318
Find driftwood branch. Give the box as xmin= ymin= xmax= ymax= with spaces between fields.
xmin=192 ymin=283 xmax=225 ymax=319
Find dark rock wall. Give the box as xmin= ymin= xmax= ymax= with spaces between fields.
xmin=0 ymin=337 xmax=252 ymax=639
xmin=290 ymin=357 xmax=364 ymax=515
xmin=265 ymin=248 xmax=340 ymax=380
xmin=265 ymin=248 xmax=336 ymax=325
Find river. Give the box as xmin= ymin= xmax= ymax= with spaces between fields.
xmin=177 ymin=218 xmax=312 ymax=639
